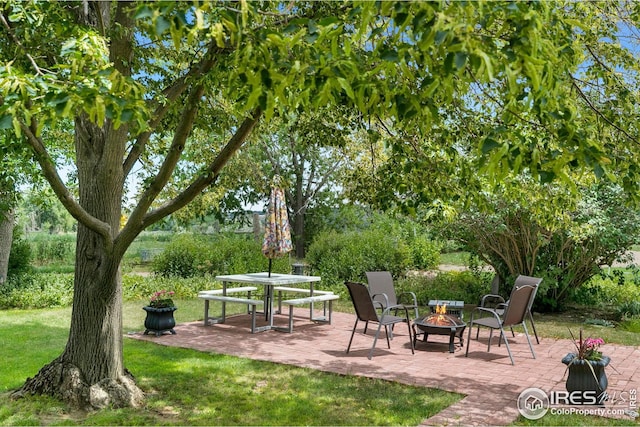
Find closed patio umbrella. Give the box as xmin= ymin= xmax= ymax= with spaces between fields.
xmin=262 ymin=176 xmax=292 ymax=277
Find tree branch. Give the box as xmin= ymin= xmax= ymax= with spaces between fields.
xmin=120 ymin=84 xmax=208 ymax=246
xmin=466 ymin=67 xmax=551 ymax=134
xmin=0 ymin=12 xmax=52 ymax=76
xmin=19 ymin=119 xmax=112 ymax=246
xmin=570 ymin=77 xmax=640 ymax=146
xmin=139 ymin=108 xmax=263 ymax=229
xmin=123 ymin=44 xmax=222 ymax=176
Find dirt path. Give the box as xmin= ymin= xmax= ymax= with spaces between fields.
xmin=437 ymin=251 xmax=640 ymax=272
xmin=612 ymin=251 xmax=640 ymax=267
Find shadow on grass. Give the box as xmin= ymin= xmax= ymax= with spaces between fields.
xmin=0 ymin=311 xmax=462 ymax=426
xmin=123 ymin=339 xmax=462 ymax=426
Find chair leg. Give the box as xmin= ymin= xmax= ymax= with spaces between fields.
xmin=369 ymin=322 xmax=386 ymax=360
xmin=388 ymin=314 xmax=395 ymax=340
xmin=406 ymin=320 xmax=415 ymax=354
xmin=528 ymin=311 xmax=540 ymax=344
xmin=465 ymin=319 xmax=474 ymax=357
xmin=487 ymin=329 xmax=494 ymax=351
xmin=384 ymin=325 xmax=392 ymax=348
xmin=499 ymin=326 xmax=515 ymax=365
xmin=346 ymin=318 xmax=359 ymax=354
xmin=522 ymin=321 xmax=536 ymax=359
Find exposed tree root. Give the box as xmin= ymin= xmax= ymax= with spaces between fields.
xmin=11 ymin=358 xmax=144 ymax=410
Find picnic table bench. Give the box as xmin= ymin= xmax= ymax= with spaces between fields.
xmin=275 ymin=293 xmax=340 ymax=333
xmin=198 ymin=287 xmax=266 ymax=333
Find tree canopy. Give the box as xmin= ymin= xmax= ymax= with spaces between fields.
xmin=1 ymin=0 xmax=640 ymax=409
xmin=4 ymin=2 xmax=640 ymax=208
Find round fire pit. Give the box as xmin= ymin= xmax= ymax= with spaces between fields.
xmin=412 ymin=313 xmax=466 ymax=353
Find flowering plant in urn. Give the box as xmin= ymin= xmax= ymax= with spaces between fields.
xmin=561 ymin=328 xmax=610 ymax=404
xmin=148 ymin=290 xmax=175 ymax=309
xmin=144 ymin=290 xmax=177 ymax=336
xmin=563 ymin=329 xmax=605 ymax=363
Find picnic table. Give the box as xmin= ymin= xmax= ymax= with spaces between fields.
xmin=200 ymin=272 xmax=337 ymax=333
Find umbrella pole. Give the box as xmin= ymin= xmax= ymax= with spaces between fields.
xmin=266 ymin=259 xmax=273 ymax=321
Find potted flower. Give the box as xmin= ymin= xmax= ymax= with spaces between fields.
xmin=561 ymin=329 xmax=610 ymax=405
xmin=143 ymin=290 xmax=177 ymax=336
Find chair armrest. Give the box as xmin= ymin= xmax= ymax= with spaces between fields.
xmin=371 ymin=292 xmax=390 ymax=308
xmin=381 ymin=304 xmax=411 ymax=321
xmin=476 ymin=306 xmax=500 ymax=314
xmin=397 ymin=291 xmax=418 ymax=306
xmin=480 ymin=294 xmax=505 ymax=307
xmin=470 ymin=306 xmax=503 ymax=323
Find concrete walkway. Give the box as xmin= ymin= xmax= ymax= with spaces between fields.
xmin=129 ymin=309 xmax=640 ymax=426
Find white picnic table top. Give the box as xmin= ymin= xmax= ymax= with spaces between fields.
xmin=215 ymin=272 xmax=321 ymax=286
xmin=213 ymin=272 xmax=324 ymax=332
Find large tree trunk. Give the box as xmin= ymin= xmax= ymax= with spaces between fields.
xmin=292 ymin=206 xmax=306 ymax=260
xmin=0 ymin=208 xmax=14 ymax=284
xmin=13 ymin=2 xmax=144 ymax=408
xmin=10 ymin=0 xmax=260 ymax=411
xmin=14 ymin=114 xmax=144 ymax=408
xmin=291 ymin=172 xmax=306 ymax=260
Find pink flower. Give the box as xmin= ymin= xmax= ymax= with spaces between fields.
xmin=585 ymin=338 xmax=604 ymax=349
xmin=573 ymin=329 xmax=605 ymax=361
xmin=148 ymin=290 xmax=176 ymax=308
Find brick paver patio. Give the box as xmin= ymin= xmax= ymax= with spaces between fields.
xmin=129 ymin=308 xmax=640 ymax=426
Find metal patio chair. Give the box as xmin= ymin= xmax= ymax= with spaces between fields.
xmin=465 ymin=284 xmax=537 ymax=365
xmin=345 ymin=281 xmax=415 ymax=360
xmin=366 ymin=271 xmax=419 ymax=319
xmin=477 ymin=275 xmax=542 ymax=344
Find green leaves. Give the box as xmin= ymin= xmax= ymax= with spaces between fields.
xmin=2 ymin=0 xmax=640 ymax=219
xmin=0 ymin=115 xmax=13 ymax=130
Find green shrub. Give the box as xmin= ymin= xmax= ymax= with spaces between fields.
xmin=152 ymin=234 xmax=207 ymax=278
xmin=573 ymin=272 xmax=640 ymax=309
xmin=616 ymin=301 xmax=640 ymax=321
xmin=399 ymin=271 xmax=492 ymax=306
xmin=408 ymin=235 xmax=440 ymax=270
xmin=151 ymin=233 xmax=290 ymax=278
xmin=0 ymin=273 xmax=73 ymax=309
xmin=0 ymin=271 xmax=237 ymax=310
xmin=8 ymin=234 xmax=32 ymax=277
xmin=204 ymin=235 xmax=289 ymax=276
xmin=618 ymin=318 xmax=640 ymax=332
xmin=306 ymin=229 xmax=412 ymax=292
xmin=123 ymin=274 xmax=213 ymax=301
xmin=449 ymin=183 xmax=640 ymax=312
xmin=30 ymin=234 xmax=75 ymax=265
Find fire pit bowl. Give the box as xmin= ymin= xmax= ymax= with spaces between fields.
xmin=412 ymin=312 xmax=467 ymax=353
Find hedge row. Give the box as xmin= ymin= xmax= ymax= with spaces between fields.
xmin=151 ymin=233 xmax=290 ymax=278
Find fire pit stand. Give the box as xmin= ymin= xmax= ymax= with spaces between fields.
xmin=428 ymin=299 xmax=464 ymax=319
xmin=412 ymin=314 xmax=467 ymax=353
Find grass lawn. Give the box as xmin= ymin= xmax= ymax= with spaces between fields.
xmin=0 ymin=301 xmax=461 ymax=426
xmin=0 ymin=299 xmax=638 ymax=426
xmin=438 ymin=251 xmax=473 ymax=266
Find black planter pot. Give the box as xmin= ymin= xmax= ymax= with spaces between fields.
xmin=562 ymin=353 xmax=610 ymax=405
xmin=143 ymin=306 xmax=177 ymax=336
